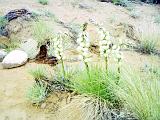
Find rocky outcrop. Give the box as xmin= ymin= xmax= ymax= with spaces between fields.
xmin=2 ymin=50 xmax=28 ymax=69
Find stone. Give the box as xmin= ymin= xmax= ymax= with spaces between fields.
xmin=0 ymin=49 xmax=7 ymax=62
xmin=2 ymin=50 xmax=28 ymax=69
xmin=20 ymin=38 xmax=38 ymax=59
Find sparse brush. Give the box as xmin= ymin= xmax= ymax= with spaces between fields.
xmin=28 ymin=65 xmax=47 ymax=81
xmin=113 ymin=67 xmax=160 ymax=120
xmin=112 ymin=0 xmax=131 ymax=7
xmin=38 ymin=0 xmax=49 ymax=5
xmin=0 ymin=16 xmax=8 ymax=27
xmin=70 ymin=65 xmax=120 ymax=108
xmin=58 ymin=95 xmax=135 ymax=120
xmin=137 ymin=23 xmax=159 ymax=54
xmin=32 ymin=20 xmax=53 ymax=47
xmin=26 ymin=81 xmax=47 ymax=104
xmin=5 ymin=41 xmax=20 ymax=52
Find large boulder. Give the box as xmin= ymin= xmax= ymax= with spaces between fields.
xmin=2 ymin=50 xmax=28 ymax=69
xmin=0 ymin=49 xmax=7 ymax=62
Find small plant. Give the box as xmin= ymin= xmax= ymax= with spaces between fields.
xmin=0 ymin=16 xmax=8 ymax=27
xmin=139 ymin=38 xmax=157 ymax=54
xmin=26 ymin=82 xmax=47 ymax=104
xmin=112 ymin=0 xmax=130 ymax=7
xmin=137 ymin=23 xmax=159 ymax=54
xmin=38 ymin=0 xmax=49 ymax=5
xmin=77 ymin=23 xmax=91 ymax=78
xmin=28 ymin=65 xmax=47 ymax=81
xmin=113 ymin=68 xmax=160 ymax=120
xmin=32 ymin=20 xmax=53 ymax=47
xmin=5 ymin=41 xmax=20 ymax=52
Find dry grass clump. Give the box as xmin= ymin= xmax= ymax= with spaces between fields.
xmin=136 ymin=22 xmax=160 ymax=54
xmin=32 ymin=20 xmax=53 ymax=46
xmin=113 ymin=67 xmax=160 ymax=120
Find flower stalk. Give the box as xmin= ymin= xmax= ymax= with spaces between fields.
xmin=52 ymin=33 xmax=66 ymax=79
xmin=77 ymin=23 xmax=91 ymax=79
xmin=98 ymin=27 xmax=112 ymax=74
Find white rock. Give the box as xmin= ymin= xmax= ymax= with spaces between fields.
xmin=20 ymin=38 xmax=38 ymax=59
xmin=2 ymin=50 xmax=28 ymax=69
xmin=0 ymin=49 xmax=7 ymax=62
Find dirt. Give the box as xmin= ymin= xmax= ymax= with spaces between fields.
xmin=0 ymin=0 xmax=160 ymax=120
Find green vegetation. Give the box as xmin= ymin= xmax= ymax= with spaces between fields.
xmin=5 ymin=41 xmax=20 ymax=52
xmin=38 ymin=0 xmax=49 ymax=5
xmin=0 ymin=16 xmax=7 ymax=27
xmin=27 ymin=82 xmax=47 ymax=103
xmin=113 ymin=67 xmax=160 ymax=120
xmin=28 ymin=65 xmax=47 ymax=80
xmin=137 ymin=23 xmax=159 ymax=54
xmin=70 ymin=66 xmax=120 ymax=107
xmin=32 ymin=20 xmax=53 ymax=46
xmin=139 ymin=38 xmax=157 ymax=54
xmin=112 ymin=0 xmax=131 ymax=7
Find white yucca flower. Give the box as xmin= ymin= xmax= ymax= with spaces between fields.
xmin=98 ymin=27 xmax=112 ymax=58
xmin=52 ymin=33 xmax=64 ymax=60
xmin=77 ymin=31 xmax=91 ymax=63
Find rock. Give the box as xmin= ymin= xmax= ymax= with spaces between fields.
xmin=79 ymin=3 xmax=93 ymax=9
xmin=0 ymin=49 xmax=7 ymax=62
xmin=2 ymin=50 xmax=28 ymax=69
xmin=20 ymin=38 xmax=38 ymax=59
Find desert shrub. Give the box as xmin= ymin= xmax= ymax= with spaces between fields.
xmin=137 ymin=23 xmax=160 ymax=54
xmin=139 ymin=38 xmax=157 ymax=54
xmin=70 ymin=66 xmax=120 ymax=108
xmin=38 ymin=0 xmax=49 ymax=5
xmin=0 ymin=16 xmax=7 ymax=27
xmin=28 ymin=65 xmax=48 ymax=80
xmin=113 ymin=67 xmax=160 ymax=120
xmin=32 ymin=20 xmax=53 ymax=46
xmin=112 ymin=0 xmax=132 ymax=7
xmin=5 ymin=41 xmax=20 ymax=52
xmin=26 ymin=82 xmax=47 ymax=103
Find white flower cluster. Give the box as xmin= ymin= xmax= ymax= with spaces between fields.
xmin=98 ymin=27 xmax=112 ymax=58
xmin=111 ymin=44 xmax=123 ymax=64
xmin=98 ymin=27 xmax=123 ymax=63
xmin=77 ymin=31 xmax=91 ymax=63
xmin=52 ymin=34 xmax=64 ymax=60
